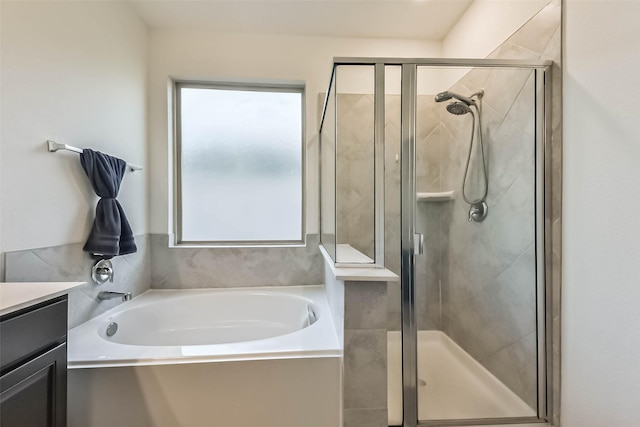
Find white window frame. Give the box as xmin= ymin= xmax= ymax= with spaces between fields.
xmin=172 ymin=80 xmax=306 ymax=247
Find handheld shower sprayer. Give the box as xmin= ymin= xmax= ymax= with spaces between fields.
xmin=434 ymin=91 xmax=476 ymax=106
xmin=434 ymin=89 xmax=488 ymax=222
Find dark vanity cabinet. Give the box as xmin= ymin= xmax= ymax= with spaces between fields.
xmin=0 ymin=296 xmax=68 ymax=427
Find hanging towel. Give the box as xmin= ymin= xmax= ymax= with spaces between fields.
xmin=80 ymin=149 xmax=137 ymax=257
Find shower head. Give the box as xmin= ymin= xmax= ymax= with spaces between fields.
xmin=435 ymin=91 xmax=475 ymax=106
xmin=446 ymin=101 xmax=472 ymax=115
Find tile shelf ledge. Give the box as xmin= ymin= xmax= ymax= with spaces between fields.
xmin=319 ymin=245 xmax=399 ymax=282
xmin=417 ymin=190 xmax=455 ymax=202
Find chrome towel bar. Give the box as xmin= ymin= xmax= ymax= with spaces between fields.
xmin=46 ymin=140 xmax=143 ymax=172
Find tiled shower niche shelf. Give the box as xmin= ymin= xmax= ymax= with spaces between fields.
xmin=416 ymin=191 xmax=455 ymax=202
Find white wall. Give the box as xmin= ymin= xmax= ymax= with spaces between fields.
xmin=147 ymin=31 xmax=440 ymax=235
xmin=443 ymin=0 xmax=549 ymax=58
xmin=437 ymin=0 xmax=549 ymax=95
xmin=0 ymin=1 xmax=148 ymax=253
xmin=562 ymin=1 xmax=640 ymax=426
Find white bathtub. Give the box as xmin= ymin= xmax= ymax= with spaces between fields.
xmin=67 ymin=286 xmax=342 ymax=427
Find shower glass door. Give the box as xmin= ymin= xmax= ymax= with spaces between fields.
xmin=408 ymin=63 xmax=547 ymax=424
xmin=320 ymin=58 xmax=552 ymax=427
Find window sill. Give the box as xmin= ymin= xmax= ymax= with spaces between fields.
xmin=168 ymin=240 xmax=307 ymax=249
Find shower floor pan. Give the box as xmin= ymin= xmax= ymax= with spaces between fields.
xmin=388 ymin=331 xmax=536 ymax=425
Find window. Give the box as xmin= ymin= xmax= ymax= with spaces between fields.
xmin=174 ymin=82 xmax=304 ymax=245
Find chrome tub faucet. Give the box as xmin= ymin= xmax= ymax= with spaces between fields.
xmin=97 ymin=291 xmax=132 ymax=302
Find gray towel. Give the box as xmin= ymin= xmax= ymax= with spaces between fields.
xmin=80 ymin=149 xmax=137 ymax=257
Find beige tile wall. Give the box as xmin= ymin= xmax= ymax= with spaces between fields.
xmin=385 ymin=95 xmax=447 ymax=332
xmin=440 ymin=0 xmax=561 ymax=410
xmin=4 ymin=235 xmax=151 ymax=328
xmin=336 ymin=94 xmax=376 ymax=260
xmin=376 ymin=0 xmax=562 ymax=414
xmin=149 ymin=234 xmax=323 ymax=288
xmin=343 ymin=281 xmax=388 ymax=427
xmin=3 ymin=234 xmax=324 ymax=328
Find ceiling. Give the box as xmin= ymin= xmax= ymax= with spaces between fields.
xmin=129 ymin=0 xmax=474 ymax=40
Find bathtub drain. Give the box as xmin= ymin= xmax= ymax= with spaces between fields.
xmin=106 ymin=322 xmax=118 ymax=337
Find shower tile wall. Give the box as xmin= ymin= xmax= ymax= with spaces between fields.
xmin=385 ymin=95 xmax=446 ymax=331
xmin=336 ymin=94 xmax=376 ymax=260
xmin=439 ymin=0 xmax=561 ymax=409
xmin=385 ymin=94 xmax=402 ymax=330
xmin=540 ymin=2 xmax=562 ymax=422
xmin=4 ymin=235 xmax=151 ymax=328
xmin=415 ymin=98 xmax=448 ymax=332
xmin=320 ymin=91 xmax=337 ymax=259
xmin=380 ymin=0 xmax=561 ymax=411
xmin=335 ymin=92 xmax=468 ymax=334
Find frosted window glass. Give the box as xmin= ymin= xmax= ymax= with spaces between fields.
xmin=178 ymin=86 xmax=303 ymax=242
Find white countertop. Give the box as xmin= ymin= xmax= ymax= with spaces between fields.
xmin=0 ymin=282 xmax=86 ymax=316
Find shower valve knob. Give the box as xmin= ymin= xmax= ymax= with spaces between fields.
xmin=92 ymin=259 xmax=114 ymax=285
xmin=468 ymin=201 xmax=488 ymax=222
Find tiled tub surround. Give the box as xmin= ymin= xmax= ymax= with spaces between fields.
xmin=343 ymin=281 xmax=389 ymax=427
xmin=149 ymin=234 xmax=324 ymax=288
xmin=4 ymin=235 xmax=151 ymax=329
xmin=323 ymin=249 xmax=394 ymax=427
xmin=3 ymin=234 xmax=323 ymax=329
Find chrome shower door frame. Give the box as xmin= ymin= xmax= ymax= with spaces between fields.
xmin=326 ymin=57 xmax=553 ymax=427
xmin=400 ymin=59 xmax=552 ymax=427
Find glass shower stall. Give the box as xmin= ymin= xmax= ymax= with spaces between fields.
xmin=319 ymin=58 xmax=553 ymax=427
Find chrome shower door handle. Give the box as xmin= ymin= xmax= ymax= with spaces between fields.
xmin=414 ymin=233 xmax=424 ymax=256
